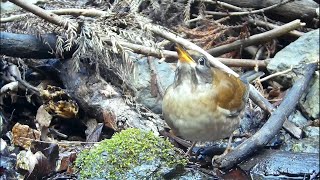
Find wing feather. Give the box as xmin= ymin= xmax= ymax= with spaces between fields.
xmin=211 ymin=68 xmax=248 ymax=112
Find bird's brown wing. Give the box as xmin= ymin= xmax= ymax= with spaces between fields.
xmin=211 ymin=68 xmax=248 ymax=113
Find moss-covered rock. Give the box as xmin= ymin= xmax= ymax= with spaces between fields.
xmin=75 ymin=128 xmax=187 ymax=179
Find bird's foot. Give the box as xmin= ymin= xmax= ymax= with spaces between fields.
xmin=211 ymin=146 xmax=231 ymax=166
xmin=212 ymin=134 xmax=234 ymax=167
xmin=184 ymin=141 xmax=197 ymax=156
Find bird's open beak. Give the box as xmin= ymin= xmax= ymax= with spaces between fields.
xmin=175 ymin=44 xmax=196 ymax=64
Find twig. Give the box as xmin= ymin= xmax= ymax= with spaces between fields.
xmin=101 ymin=38 xmax=269 ymax=68
xmin=4 ymin=66 xmax=40 ymax=96
xmin=0 ymin=3 xmax=279 ymax=69
xmin=248 ymin=19 xmax=304 ymax=37
xmin=249 ymin=86 xmax=274 ymax=113
xmin=260 ymin=66 xmax=293 ymax=82
xmin=207 ymin=19 xmax=305 ymax=56
xmin=8 ymin=0 xmax=67 ymax=27
xmin=201 ymin=0 xmax=243 ymax=11
xmin=15 ymin=77 xmax=40 ymax=96
xmin=0 ymin=71 xmax=40 ymax=98
xmin=1 ymin=8 xmax=106 ymax=23
xmin=215 ymin=58 xmax=268 ymax=68
xmin=204 ymin=0 xmax=293 ymax=16
xmin=19 ymin=137 xmax=99 ymax=144
xmin=49 ymin=128 xmax=68 ymax=138
xmin=214 ymin=63 xmax=317 ymax=170
xmin=214 ymin=16 xmax=230 ymax=23
xmin=143 ymin=23 xmax=238 ymax=76
xmin=186 ymin=15 xmax=213 ymax=23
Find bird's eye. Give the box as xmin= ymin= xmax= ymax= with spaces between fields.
xmin=198 ymin=57 xmax=206 ymax=65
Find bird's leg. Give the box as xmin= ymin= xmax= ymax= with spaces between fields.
xmin=223 ymin=133 xmax=234 ymax=155
xmin=185 ymin=141 xmax=197 ymax=156
xmin=212 ymin=134 xmax=234 ymax=165
xmin=165 ymin=132 xmax=195 ymax=156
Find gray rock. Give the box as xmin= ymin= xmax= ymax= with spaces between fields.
xmin=172 ymin=168 xmax=214 ymax=180
xmin=248 ymin=150 xmax=319 ymax=180
xmin=287 ymin=110 xmax=308 ymax=127
xmin=299 ymin=72 xmax=319 ymax=119
xmin=303 ymin=126 xmax=320 ymax=138
xmin=132 ymin=57 xmax=174 ymax=113
xmin=282 ymin=136 xmax=319 ymax=153
xmin=267 ymin=29 xmax=319 ymax=120
xmin=0 ymin=138 xmax=7 ymax=154
xmin=267 ymin=29 xmax=319 ymax=87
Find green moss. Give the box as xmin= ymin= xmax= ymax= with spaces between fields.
xmin=75 ymin=128 xmax=187 ymax=179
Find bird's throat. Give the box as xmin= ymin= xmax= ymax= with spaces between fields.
xmin=174 ymin=66 xmax=198 ymax=89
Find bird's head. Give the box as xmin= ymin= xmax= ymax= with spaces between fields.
xmin=175 ymin=44 xmax=197 ymax=67
xmin=174 ymin=44 xmax=212 ymax=86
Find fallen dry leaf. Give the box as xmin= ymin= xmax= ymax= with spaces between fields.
xmin=36 ymin=105 xmax=52 ymax=127
xmin=103 ymin=110 xmax=118 ymax=131
xmin=12 ymin=123 xmax=40 ymax=149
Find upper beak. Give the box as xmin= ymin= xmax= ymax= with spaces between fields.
xmin=175 ymin=44 xmax=196 ymax=64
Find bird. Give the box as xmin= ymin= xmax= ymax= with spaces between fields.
xmin=162 ymin=44 xmax=249 ymax=149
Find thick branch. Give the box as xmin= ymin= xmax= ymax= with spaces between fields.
xmin=0 ymin=32 xmax=73 ymax=59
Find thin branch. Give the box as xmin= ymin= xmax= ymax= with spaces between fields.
xmin=101 ymin=38 xmax=269 ymax=68
xmin=248 ymin=19 xmax=304 ymax=37
xmin=1 ymin=8 xmax=106 ymax=23
xmin=204 ymin=0 xmax=293 ymax=16
xmin=8 ymin=0 xmax=66 ymax=26
xmin=19 ymin=137 xmax=99 ymax=144
xmin=2 ymin=5 xmax=300 ymax=68
xmin=1 ymin=66 xmax=40 ymax=96
xmin=186 ymin=15 xmax=212 ymax=23
xmin=213 ymin=58 xmax=268 ymax=68
xmin=143 ymin=23 xmax=238 ymax=76
xmin=201 ymin=0 xmax=243 ymax=11
xmin=15 ymin=78 xmax=40 ymax=96
xmin=207 ymin=19 xmax=305 ymax=56
xmin=260 ymin=66 xmax=293 ymax=82
xmin=249 ymin=86 xmax=274 ymax=113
